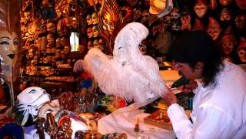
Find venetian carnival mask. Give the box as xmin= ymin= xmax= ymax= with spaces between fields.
xmin=220 ymin=8 xmax=231 ymax=22
xmin=87 ymin=27 xmax=93 ymax=38
xmin=235 ymin=14 xmax=246 ymax=30
xmin=194 ymin=1 xmax=208 ymax=18
xmin=207 ymin=17 xmax=221 ymax=40
xmin=86 ymin=14 xmax=92 ymax=25
xmin=91 ymin=12 xmax=99 ymax=25
xmin=92 ymin=26 xmax=99 ymax=37
xmin=237 ymin=37 xmax=246 ymax=63
xmin=0 ymin=31 xmax=19 ymax=82
xmin=221 ymin=35 xmax=236 ymax=55
xmin=87 ymin=41 xmax=93 ymax=49
xmin=47 ymin=22 xmax=56 ymax=33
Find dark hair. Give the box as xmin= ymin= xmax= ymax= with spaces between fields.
xmin=169 ymin=31 xmax=224 ymax=87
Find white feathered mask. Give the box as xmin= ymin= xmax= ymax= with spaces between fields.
xmin=84 ymin=22 xmax=167 ymax=103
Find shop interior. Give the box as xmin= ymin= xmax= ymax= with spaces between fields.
xmin=0 ymin=0 xmax=245 ymax=138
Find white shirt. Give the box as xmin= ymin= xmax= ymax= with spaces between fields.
xmin=167 ymin=61 xmax=246 ymax=139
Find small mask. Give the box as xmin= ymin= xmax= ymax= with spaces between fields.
xmin=92 ymin=26 xmax=99 ymax=37
xmin=47 ymin=22 xmax=56 ymax=33
xmin=170 ymin=8 xmax=180 ymax=19
xmin=207 ymin=17 xmax=221 ymax=41
xmin=86 ymin=14 xmax=92 ymax=25
xmin=235 ymin=14 xmax=246 ymax=30
xmin=91 ymin=12 xmax=99 ymax=25
xmin=237 ymin=37 xmax=246 ymax=63
xmin=87 ymin=41 xmax=93 ymax=49
xmin=87 ymin=27 xmax=93 ymax=38
xmin=194 ymin=0 xmax=208 ymax=18
xmin=220 ymin=8 xmax=231 ymax=22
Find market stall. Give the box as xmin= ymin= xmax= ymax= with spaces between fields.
xmin=0 ymin=0 xmax=245 ymax=138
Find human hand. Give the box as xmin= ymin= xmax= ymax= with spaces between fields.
xmin=162 ymin=86 xmax=178 ymax=107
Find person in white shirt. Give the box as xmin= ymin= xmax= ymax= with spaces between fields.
xmin=163 ymin=31 xmax=246 ymax=139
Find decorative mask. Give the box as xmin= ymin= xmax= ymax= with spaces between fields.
xmin=0 ymin=0 xmax=20 ymax=85
xmin=59 ymin=37 xmax=66 ymax=47
xmin=86 ymin=14 xmax=92 ymax=25
xmin=91 ymin=12 xmax=99 ymax=25
xmin=47 ymin=34 xmax=55 ymax=45
xmin=64 ymin=46 xmax=70 ymax=54
xmin=98 ymin=39 xmax=104 ymax=50
xmin=207 ymin=17 xmax=221 ymax=41
xmin=47 ymin=22 xmax=56 ymax=33
xmin=220 ymin=26 xmax=236 ymax=55
xmin=235 ymin=14 xmax=246 ymax=30
xmin=171 ymin=20 xmax=181 ymax=31
xmin=0 ymin=31 xmax=19 ymax=83
xmin=219 ymin=0 xmax=232 ymax=6
xmin=87 ymin=41 xmax=93 ymax=49
xmin=92 ymin=26 xmax=99 ymax=37
xmin=181 ymin=6 xmax=191 ymax=31
xmin=170 ymin=7 xmax=180 ymax=19
xmin=237 ymin=37 xmax=246 ymax=63
xmin=220 ymin=8 xmax=231 ymax=22
xmin=87 ymin=27 xmax=93 ymax=38
xmin=93 ymin=39 xmax=99 ymax=48
xmin=194 ymin=0 xmax=208 ymax=18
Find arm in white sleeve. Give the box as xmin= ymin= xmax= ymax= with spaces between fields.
xmin=167 ymin=104 xmax=237 ymax=139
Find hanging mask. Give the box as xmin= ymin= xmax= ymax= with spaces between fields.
xmin=207 ymin=17 xmax=221 ymax=41
xmin=91 ymin=12 xmax=99 ymax=25
xmin=220 ymin=8 xmax=231 ymax=22
xmin=87 ymin=27 xmax=93 ymax=38
xmin=86 ymin=14 xmax=92 ymax=25
xmin=92 ymin=26 xmax=99 ymax=37
xmin=194 ymin=0 xmax=208 ymax=18
xmin=220 ymin=26 xmax=236 ymax=55
xmin=237 ymin=37 xmax=246 ymax=63
xmin=93 ymin=39 xmax=99 ymax=48
xmin=47 ymin=34 xmax=55 ymax=45
xmin=87 ymin=41 xmax=93 ymax=49
xmin=219 ymin=0 xmax=232 ymax=6
xmin=170 ymin=8 xmax=180 ymax=19
xmin=235 ymin=14 xmax=246 ymax=30
xmin=171 ymin=20 xmax=181 ymax=31
xmin=47 ymin=22 xmax=56 ymax=33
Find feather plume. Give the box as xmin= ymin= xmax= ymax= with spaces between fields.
xmin=0 ymin=0 xmax=20 ymax=33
